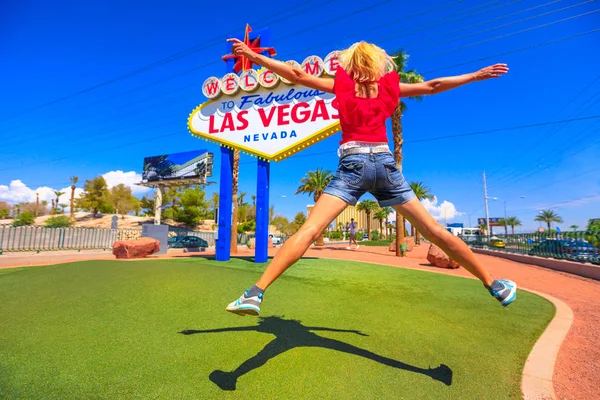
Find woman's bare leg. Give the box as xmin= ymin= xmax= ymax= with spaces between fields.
xmin=394 ymin=198 xmax=493 ymax=286
xmin=255 ymin=194 xmax=348 ymax=290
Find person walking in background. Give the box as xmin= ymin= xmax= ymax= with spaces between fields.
xmin=347 ymin=218 xmax=359 ymax=250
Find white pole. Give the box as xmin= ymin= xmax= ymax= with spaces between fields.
xmin=154 ymin=184 xmax=163 ymax=225
xmin=483 ymin=172 xmax=490 ymax=239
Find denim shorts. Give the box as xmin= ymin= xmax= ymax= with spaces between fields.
xmin=323 ymin=152 xmax=416 ymax=207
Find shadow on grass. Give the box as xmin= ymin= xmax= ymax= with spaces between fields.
xmin=180 ymin=316 xmax=452 ymax=390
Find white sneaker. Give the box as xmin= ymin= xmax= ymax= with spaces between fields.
xmin=225 ymin=290 xmax=262 ymax=316
xmin=346 ymin=246 xmax=352 ymax=250
xmin=355 ymin=245 xmax=360 ymax=250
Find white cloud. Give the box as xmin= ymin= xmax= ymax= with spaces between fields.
xmin=421 ymin=197 xmax=463 ymax=222
xmin=0 ymin=170 xmax=149 ymax=205
xmin=101 ymin=170 xmax=149 ymax=195
xmin=387 ymin=197 xmax=462 ymax=224
xmin=0 ymin=180 xmax=80 ymax=205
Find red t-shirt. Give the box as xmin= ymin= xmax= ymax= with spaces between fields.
xmin=334 ymin=67 xmax=400 ymax=144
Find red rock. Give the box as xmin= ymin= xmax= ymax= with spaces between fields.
xmin=113 ymin=237 xmax=160 ymax=259
xmin=426 ymin=244 xmax=460 ymax=269
xmin=405 ymin=237 xmax=415 ymax=252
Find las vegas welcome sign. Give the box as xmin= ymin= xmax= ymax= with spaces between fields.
xmin=188 ymin=51 xmax=341 ymax=161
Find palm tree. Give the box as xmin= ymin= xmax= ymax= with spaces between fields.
xmin=374 ymin=208 xmax=388 ymax=239
xmin=238 ymin=191 xmax=247 ymax=206
xmin=535 ymin=210 xmax=563 ymax=231
xmin=69 ymin=176 xmax=79 ymax=220
xmin=505 ymin=216 xmax=522 ymax=235
xmin=409 ymin=182 xmax=434 ymax=244
xmin=40 ymin=200 xmax=48 ymax=216
xmin=379 ymin=206 xmax=392 ymax=239
xmin=387 ymin=222 xmax=395 ymax=238
xmin=570 ymin=225 xmax=579 ymax=232
xmin=356 ymin=200 xmax=379 ymax=240
xmin=59 ymin=203 xmax=69 ymax=214
xmin=392 ymin=52 xmax=424 ymax=256
xmin=15 ymin=202 xmax=25 ymax=216
xmin=251 ymin=195 xmax=256 ymax=207
xmin=51 ymin=199 xmax=55 ymax=215
xmin=211 ymin=192 xmax=219 ymax=209
xmin=296 ymin=168 xmax=334 ymax=246
xmin=499 ymin=218 xmax=509 ymax=236
xmin=230 ymin=150 xmax=240 ymax=254
xmin=53 ymin=191 xmax=64 ymax=215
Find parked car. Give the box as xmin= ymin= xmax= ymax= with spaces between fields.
xmin=528 ymin=239 xmax=600 ymax=262
xmin=269 ymin=234 xmax=281 ymax=245
xmin=168 ymin=236 xmax=208 ymax=249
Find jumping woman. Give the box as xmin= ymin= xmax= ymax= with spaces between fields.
xmin=225 ymin=39 xmax=517 ymax=316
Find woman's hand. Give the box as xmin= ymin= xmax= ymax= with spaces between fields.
xmin=472 ymin=64 xmax=509 ymax=81
xmin=223 ymin=38 xmax=335 ymax=93
xmin=226 ymin=38 xmax=256 ymax=60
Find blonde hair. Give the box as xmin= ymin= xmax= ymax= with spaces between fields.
xmin=338 ymin=41 xmax=396 ymax=83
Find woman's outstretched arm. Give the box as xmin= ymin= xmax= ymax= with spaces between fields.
xmin=227 ymin=38 xmax=335 ymax=93
xmin=399 ymin=63 xmax=509 ymax=98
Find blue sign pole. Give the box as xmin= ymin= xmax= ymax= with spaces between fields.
xmin=216 ymin=146 xmax=233 ymax=261
xmin=215 ymin=41 xmax=237 ymax=262
xmin=254 ymin=28 xmax=273 ymax=263
xmin=255 ymin=159 xmax=270 ymax=262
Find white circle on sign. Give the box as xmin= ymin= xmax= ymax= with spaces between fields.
xmin=324 ymin=51 xmax=340 ymax=76
xmin=280 ymin=60 xmax=301 ymax=84
xmin=202 ymin=76 xmax=222 ymax=99
xmin=239 ymin=69 xmax=260 ymax=92
xmin=259 ymin=69 xmax=279 ymax=88
xmin=220 ymin=73 xmax=240 ymax=95
xmin=302 ymin=55 xmax=324 ymax=77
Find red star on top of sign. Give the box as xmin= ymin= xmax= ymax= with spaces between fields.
xmin=222 ymin=24 xmax=276 ymax=73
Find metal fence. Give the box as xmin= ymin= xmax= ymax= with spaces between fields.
xmin=0 ymin=224 xmax=290 ymax=254
xmin=0 ymin=225 xmax=142 ymax=254
xmin=461 ymin=231 xmax=600 ymax=265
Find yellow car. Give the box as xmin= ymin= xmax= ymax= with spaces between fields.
xmin=489 ymin=238 xmax=506 ymax=248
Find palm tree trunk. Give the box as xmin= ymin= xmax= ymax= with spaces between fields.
xmin=314 ymin=192 xmax=325 ymax=246
xmin=392 ymin=104 xmax=405 ymax=256
xmin=70 ymin=186 xmax=75 ymax=220
xmin=385 ymin=216 xmax=389 ymax=239
xmin=547 ymin=221 xmax=551 ymax=231
xmin=416 ymin=230 xmax=421 ymax=246
xmin=367 ymin=214 xmax=371 ymax=240
xmin=511 ymin=225 xmax=515 ymax=235
xmin=230 ymin=150 xmax=240 ymax=254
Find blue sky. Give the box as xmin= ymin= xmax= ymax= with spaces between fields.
xmin=1 ymin=0 xmax=599 ymax=231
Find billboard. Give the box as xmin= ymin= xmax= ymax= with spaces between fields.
xmin=142 ymin=150 xmax=213 ymax=184
xmin=478 ymin=218 xmax=505 ymax=227
xmin=188 ymin=28 xmax=341 ymax=162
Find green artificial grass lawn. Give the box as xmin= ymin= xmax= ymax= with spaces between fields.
xmin=0 ymin=257 xmax=554 ymax=399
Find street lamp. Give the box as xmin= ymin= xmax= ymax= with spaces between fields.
xmin=484 ymin=195 xmax=497 ymax=238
